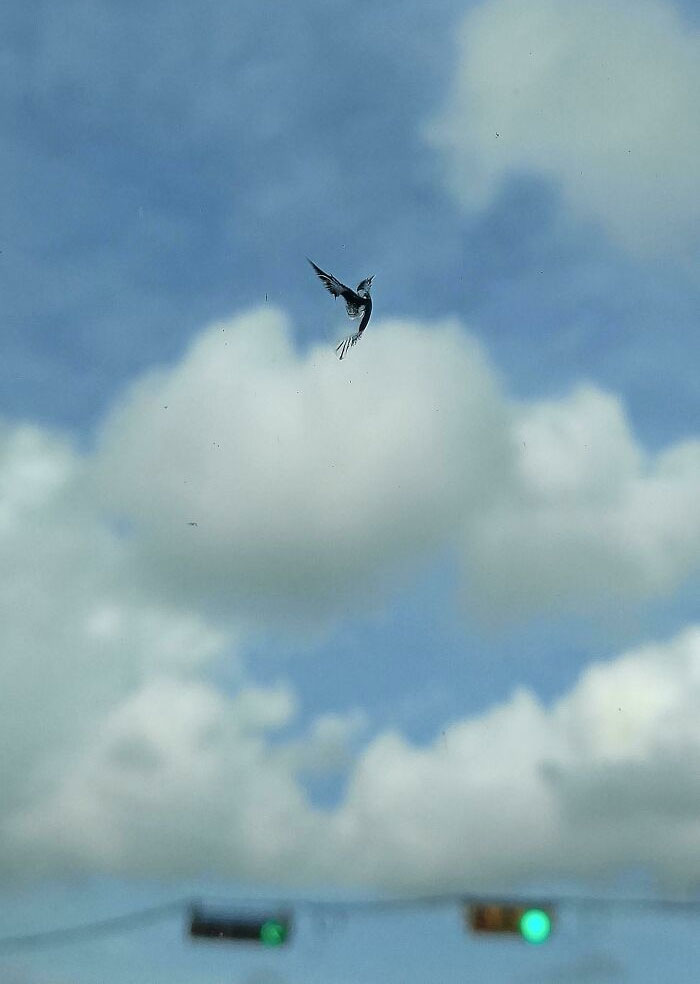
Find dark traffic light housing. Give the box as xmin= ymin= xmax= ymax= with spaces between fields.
xmin=466 ymin=902 xmax=553 ymax=943
xmin=189 ymin=907 xmax=292 ymax=946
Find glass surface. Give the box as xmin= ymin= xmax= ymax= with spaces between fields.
xmin=1 ymin=0 xmax=699 ymax=982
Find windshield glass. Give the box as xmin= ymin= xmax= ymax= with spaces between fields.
xmin=2 ymin=1 xmax=699 ymax=982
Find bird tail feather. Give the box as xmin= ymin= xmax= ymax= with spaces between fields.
xmin=336 ymin=332 xmax=361 ymax=360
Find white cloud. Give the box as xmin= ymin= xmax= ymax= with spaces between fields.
xmin=427 ymin=0 xmax=700 ymax=257
xmin=0 ymin=419 xmax=326 ymax=883
xmin=6 ymin=674 xmax=325 ymax=881
xmin=329 ymin=625 xmax=700 ymax=890
xmin=464 ymin=384 xmax=700 ymax=613
xmin=0 ymin=420 xmax=244 ymax=878
xmin=0 ymin=416 xmax=379 ymax=884
xmin=92 ymin=307 xmax=511 ymax=621
xmin=91 ymin=308 xmax=700 ymax=621
xmin=7 ymin=544 xmax=700 ymax=890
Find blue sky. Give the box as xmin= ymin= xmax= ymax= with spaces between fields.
xmin=2 ymin=0 xmax=700 ymax=981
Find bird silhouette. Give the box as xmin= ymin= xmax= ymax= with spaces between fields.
xmin=307 ymin=258 xmax=374 ymax=359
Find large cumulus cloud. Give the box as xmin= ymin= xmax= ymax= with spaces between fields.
xmin=91 ymin=308 xmax=510 ymax=620
xmin=91 ymin=307 xmax=700 ymax=620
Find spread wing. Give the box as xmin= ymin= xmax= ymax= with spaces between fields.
xmin=308 ymin=258 xmax=364 ymax=319
xmin=307 ymin=258 xmax=350 ymax=298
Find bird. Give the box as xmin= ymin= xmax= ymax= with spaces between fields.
xmin=307 ymin=258 xmax=374 ymax=359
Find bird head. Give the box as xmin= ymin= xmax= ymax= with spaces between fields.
xmin=356 ymin=275 xmax=374 ymax=297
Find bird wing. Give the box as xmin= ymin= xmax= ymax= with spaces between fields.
xmin=307 ymin=258 xmax=351 ymax=297
xmin=308 ymin=259 xmax=364 ymax=319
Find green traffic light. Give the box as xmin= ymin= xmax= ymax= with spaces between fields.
xmin=519 ymin=908 xmax=551 ymax=944
xmin=260 ymin=920 xmax=286 ymax=946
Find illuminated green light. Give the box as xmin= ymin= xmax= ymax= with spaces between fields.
xmin=519 ymin=908 xmax=551 ymax=944
xmin=260 ymin=921 xmax=286 ymax=946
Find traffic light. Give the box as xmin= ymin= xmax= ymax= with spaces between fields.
xmin=189 ymin=907 xmax=292 ymax=946
xmin=466 ymin=902 xmax=553 ymax=943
